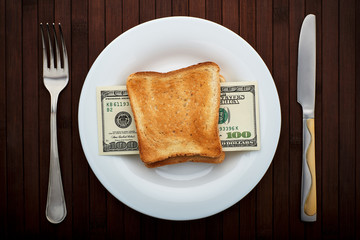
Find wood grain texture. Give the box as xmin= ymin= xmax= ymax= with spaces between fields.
xmin=123 ymin=0 xmax=139 ymax=32
xmin=206 ymin=0 xmax=221 ymax=23
xmin=156 ymin=0 xmax=171 ymax=18
xmin=0 ymin=0 xmax=6 ymax=237
xmin=23 ymin=0 xmax=40 ymax=236
xmin=289 ymin=0 xmax=305 ymax=239
xmin=222 ymin=0 xmax=239 ymax=33
xmin=140 ymin=0 xmax=155 ymax=23
xmin=356 ymin=2 xmax=360 ymax=239
xmin=172 ymin=0 xmax=188 ymax=16
xmin=1 ymin=0 xmax=360 ymax=239
xmin=71 ymin=0 xmax=90 ymax=237
xmin=6 ymin=0 xmax=24 ymax=237
xmin=273 ymin=0 xmax=290 ymax=239
xmin=157 ymin=219 xmax=173 ymax=240
xmin=189 ymin=0 xmax=205 ymax=18
xmin=339 ymin=0 xmax=356 ymax=239
xmin=105 ymin=0 xmax=123 ymax=44
xmin=321 ymin=0 xmax=339 ymax=239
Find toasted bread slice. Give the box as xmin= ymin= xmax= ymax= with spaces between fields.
xmin=126 ymin=62 xmax=224 ymax=167
xmin=220 ymin=75 xmax=226 ymax=83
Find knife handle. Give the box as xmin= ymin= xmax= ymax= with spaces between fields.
xmin=301 ymin=118 xmax=317 ymax=221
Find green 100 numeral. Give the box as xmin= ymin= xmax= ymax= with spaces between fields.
xmin=226 ymin=131 xmax=251 ymax=139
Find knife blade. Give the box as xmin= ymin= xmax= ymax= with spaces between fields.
xmin=297 ymin=14 xmax=316 ymax=222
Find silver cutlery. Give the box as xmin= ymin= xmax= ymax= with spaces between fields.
xmin=40 ymin=23 xmax=68 ymax=224
xmin=297 ymin=14 xmax=317 ymax=222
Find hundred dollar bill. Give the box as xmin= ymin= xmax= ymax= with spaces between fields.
xmin=97 ymin=86 xmax=139 ymax=155
xmin=97 ymin=82 xmax=260 ymax=155
xmin=219 ymin=82 xmax=260 ymax=151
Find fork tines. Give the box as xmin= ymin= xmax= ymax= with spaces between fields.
xmin=40 ymin=23 xmax=68 ymax=72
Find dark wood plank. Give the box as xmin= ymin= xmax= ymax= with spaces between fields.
xmin=189 ymin=219 xmax=206 ymax=240
xmin=54 ymin=0 xmax=73 ymax=237
xmin=123 ymin=206 xmax=141 ymax=240
xmin=239 ymin=192 xmax=256 ymax=240
xmin=206 ymin=213 xmax=222 ymax=240
xmin=305 ymin=0 xmax=323 ymax=239
xmin=105 ymin=0 xmax=123 ymax=44
xmin=222 ymin=0 xmax=239 ymax=33
xmin=339 ymin=0 xmax=356 ymax=239
xmin=157 ymin=219 xmax=173 ymax=240
xmin=140 ymin=0 xmax=155 ymax=23
xmin=273 ymin=0 xmax=290 ymax=239
xmin=71 ymin=0 xmax=90 ymax=237
xmin=189 ymin=0 xmax=205 ymax=18
xmin=288 ymin=0 xmax=305 ymax=239
xmin=6 ymin=0 xmax=24 ymax=237
xmin=256 ymin=171 xmax=273 ymax=240
xmin=104 ymin=1 xmax=125 ymax=239
xmin=22 ymin=0 xmax=40 ymax=236
xmin=172 ymin=221 xmax=189 ymax=240
xmin=106 ymin=195 xmax=124 ymax=239
xmin=356 ymin=2 xmax=360 ymax=239
xmin=156 ymin=0 xmax=171 ymax=18
xmin=0 ymin=0 xmax=7 ymax=237
xmin=172 ymin=0 xmax=188 ymax=16
xmin=123 ymin=0 xmax=139 ymax=32
xmin=256 ymin=0 xmax=273 ymax=70
xmin=321 ymin=0 xmax=339 ymax=239
xmin=222 ymin=205 xmax=239 ymax=239
xmin=240 ymin=0 xmax=256 ymax=47
xmin=255 ymin=1 xmax=274 ymax=239
xmin=89 ymin=0 xmax=107 ymax=239
xmin=140 ymin=215 xmax=157 ymax=240
xmin=206 ymin=0 xmax=221 ymax=24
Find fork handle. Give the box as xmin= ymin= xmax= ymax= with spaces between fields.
xmin=46 ymin=95 xmax=67 ymax=223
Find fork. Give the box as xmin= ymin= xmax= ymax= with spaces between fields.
xmin=40 ymin=23 xmax=68 ymax=224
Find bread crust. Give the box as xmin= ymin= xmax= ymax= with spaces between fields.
xmin=126 ymin=62 xmax=224 ymax=166
xmin=145 ymin=152 xmax=226 ymax=168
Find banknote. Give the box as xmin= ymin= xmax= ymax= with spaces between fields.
xmin=97 ymin=86 xmax=139 ymax=155
xmin=97 ymin=82 xmax=260 ymax=155
xmin=219 ymin=82 xmax=260 ymax=151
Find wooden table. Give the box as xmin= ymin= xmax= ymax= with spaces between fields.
xmin=1 ymin=0 xmax=359 ymax=239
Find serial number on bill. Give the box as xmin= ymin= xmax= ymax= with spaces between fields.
xmin=219 ymin=126 xmax=239 ymax=131
xmin=105 ymin=101 xmax=130 ymax=107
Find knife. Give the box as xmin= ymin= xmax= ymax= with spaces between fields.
xmin=297 ymin=14 xmax=316 ymax=222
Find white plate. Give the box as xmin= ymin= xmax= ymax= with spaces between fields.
xmin=78 ymin=16 xmax=281 ymax=220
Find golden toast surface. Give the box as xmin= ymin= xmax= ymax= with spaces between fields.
xmin=126 ymin=62 xmax=224 ymax=166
